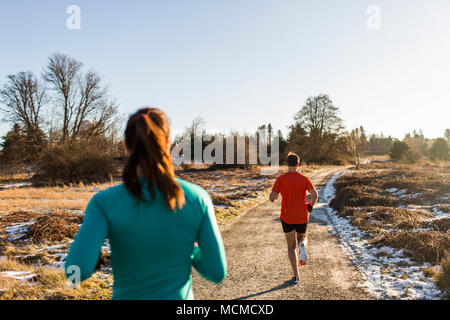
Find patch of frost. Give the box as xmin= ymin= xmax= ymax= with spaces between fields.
xmin=0 ymin=271 xmax=36 ymax=281
xmin=0 ymin=182 xmax=32 ymax=190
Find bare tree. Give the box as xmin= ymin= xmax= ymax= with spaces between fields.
xmin=87 ymin=101 xmax=122 ymax=139
xmin=42 ymin=53 xmax=82 ymax=142
xmin=0 ymin=71 xmax=47 ymax=136
xmin=43 ymin=53 xmax=120 ymax=142
xmin=345 ymin=127 xmax=366 ymax=169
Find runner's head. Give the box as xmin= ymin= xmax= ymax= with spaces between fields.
xmin=287 ymin=152 xmax=300 ymax=167
xmin=123 ymin=107 xmax=185 ymax=211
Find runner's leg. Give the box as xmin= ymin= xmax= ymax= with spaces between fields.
xmin=297 ymin=232 xmax=307 ymax=246
xmin=285 ymin=230 xmax=299 ymax=278
xmin=297 ymin=231 xmax=308 ymax=265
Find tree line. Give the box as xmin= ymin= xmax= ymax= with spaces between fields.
xmin=174 ymin=93 xmax=449 ymax=169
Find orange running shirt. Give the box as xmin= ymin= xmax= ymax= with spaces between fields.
xmin=271 ymin=172 xmax=314 ymax=224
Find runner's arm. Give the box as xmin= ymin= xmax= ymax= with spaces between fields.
xmin=65 ymin=194 xmax=108 ymax=282
xmin=192 ymin=195 xmax=227 ymax=284
xmin=269 ymin=191 xmax=279 ymax=202
xmin=270 ymin=177 xmax=281 ymax=202
xmin=309 ymin=187 xmax=318 ymax=207
xmin=305 ymin=177 xmax=318 ymax=208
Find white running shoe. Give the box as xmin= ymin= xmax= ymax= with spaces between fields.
xmin=299 ymin=241 xmax=307 ymax=265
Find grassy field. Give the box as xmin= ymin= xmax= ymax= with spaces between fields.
xmin=0 ymin=164 xmax=325 ymax=299
xmin=329 ymin=161 xmax=450 ymax=298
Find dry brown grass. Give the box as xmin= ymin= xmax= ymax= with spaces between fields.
xmin=0 ymin=265 xmax=112 ymax=300
xmin=429 ymin=218 xmax=450 ymax=233
xmin=0 ymin=257 xmax=32 ymax=272
xmin=0 ymin=171 xmax=30 ymax=182
xmin=0 ymin=243 xmax=38 ymax=257
xmin=422 ymin=266 xmax=439 ymax=278
xmin=0 ymin=212 xmax=43 ymax=243
xmin=18 ymin=251 xmax=54 ymax=266
xmin=353 ymin=207 xmax=432 ymax=229
xmin=370 ymin=231 xmax=450 ymax=265
xmin=0 ymin=211 xmax=42 ymax=224
xmin=436 ymin=252 xmax=450 ymax=299
xmin=0 ymin=210 xmax=83 ymax=244
xmin=210 ymin=194 xmax=233 ymax=206
xmin=0 ymin=242 xmax=69 ymax=267
xmin=214 ymin=189 xmax=271 ymax=228
xmin=333 ymin=162 xmax=449 ymax=204
xmin=330 ymin=186 xmax=398 ymax=212
xmin=0 ymin=256 xmax=112 ymax=300
xmin=25 ymin=212 xmax=83 ymax=244
xmin=0 ymin=183 xmax=116 ymax=213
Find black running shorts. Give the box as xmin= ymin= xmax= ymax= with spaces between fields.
xmin=281 ymin=219 xmax=308 ymax=234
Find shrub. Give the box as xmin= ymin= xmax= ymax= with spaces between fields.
xmin=36 ymin=138 xmax=115 ymax=184
xmin=430 ymin=138 xmax=449 ymax=161
xmin=390 ymin=141 xmax=409 ymax=161
xmin=400 ymin=149 xmax=422 ymax=164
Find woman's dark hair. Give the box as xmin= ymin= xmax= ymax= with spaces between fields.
xmin=123 ymin=107 xmax=185 ymax=211
xmin=287 ymin=152 xmax=300 ymax=167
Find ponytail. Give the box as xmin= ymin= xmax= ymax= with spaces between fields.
xmin=123 ymin=108 xmax=185 ymax=211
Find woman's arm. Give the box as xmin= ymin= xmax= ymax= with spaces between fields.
xmin=191 ymin=195 xmax=227 ymax=284
xmin=65 ymin=194 xmax=108 ymax=283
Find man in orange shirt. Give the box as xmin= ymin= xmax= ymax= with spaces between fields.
xmin=269 ymin=152 xmax=318 ymax=284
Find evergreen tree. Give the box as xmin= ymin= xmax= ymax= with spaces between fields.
xmin=0 ymin=124 xmax=29 ymax=166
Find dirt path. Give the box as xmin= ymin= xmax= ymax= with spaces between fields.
xmin=192 ymin=167 xmax=372 ymax=300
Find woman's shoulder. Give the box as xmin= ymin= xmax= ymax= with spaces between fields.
xmin=92 ymin=183 xmax=129 ymax=202
xmin=176 ymin=179 xmax=213 ymax=215
xmin=176 ymin=178 xmax=208 ymax=199
xmin=175 ymin=178 xmax=213 ymax=209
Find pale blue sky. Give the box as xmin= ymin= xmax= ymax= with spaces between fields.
xmin=0 ymin=0 xmax=449 ymax=139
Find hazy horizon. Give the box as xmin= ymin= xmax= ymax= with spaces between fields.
xmin=1 ymin=1 xmax=449 ymax=140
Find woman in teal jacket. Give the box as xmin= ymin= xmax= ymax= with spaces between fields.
xmin=65 ymin=107 xmax=227 ymax=299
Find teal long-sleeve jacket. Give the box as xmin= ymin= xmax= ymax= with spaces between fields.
xmin=64 ymin=178 xmax=227 ymax=300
